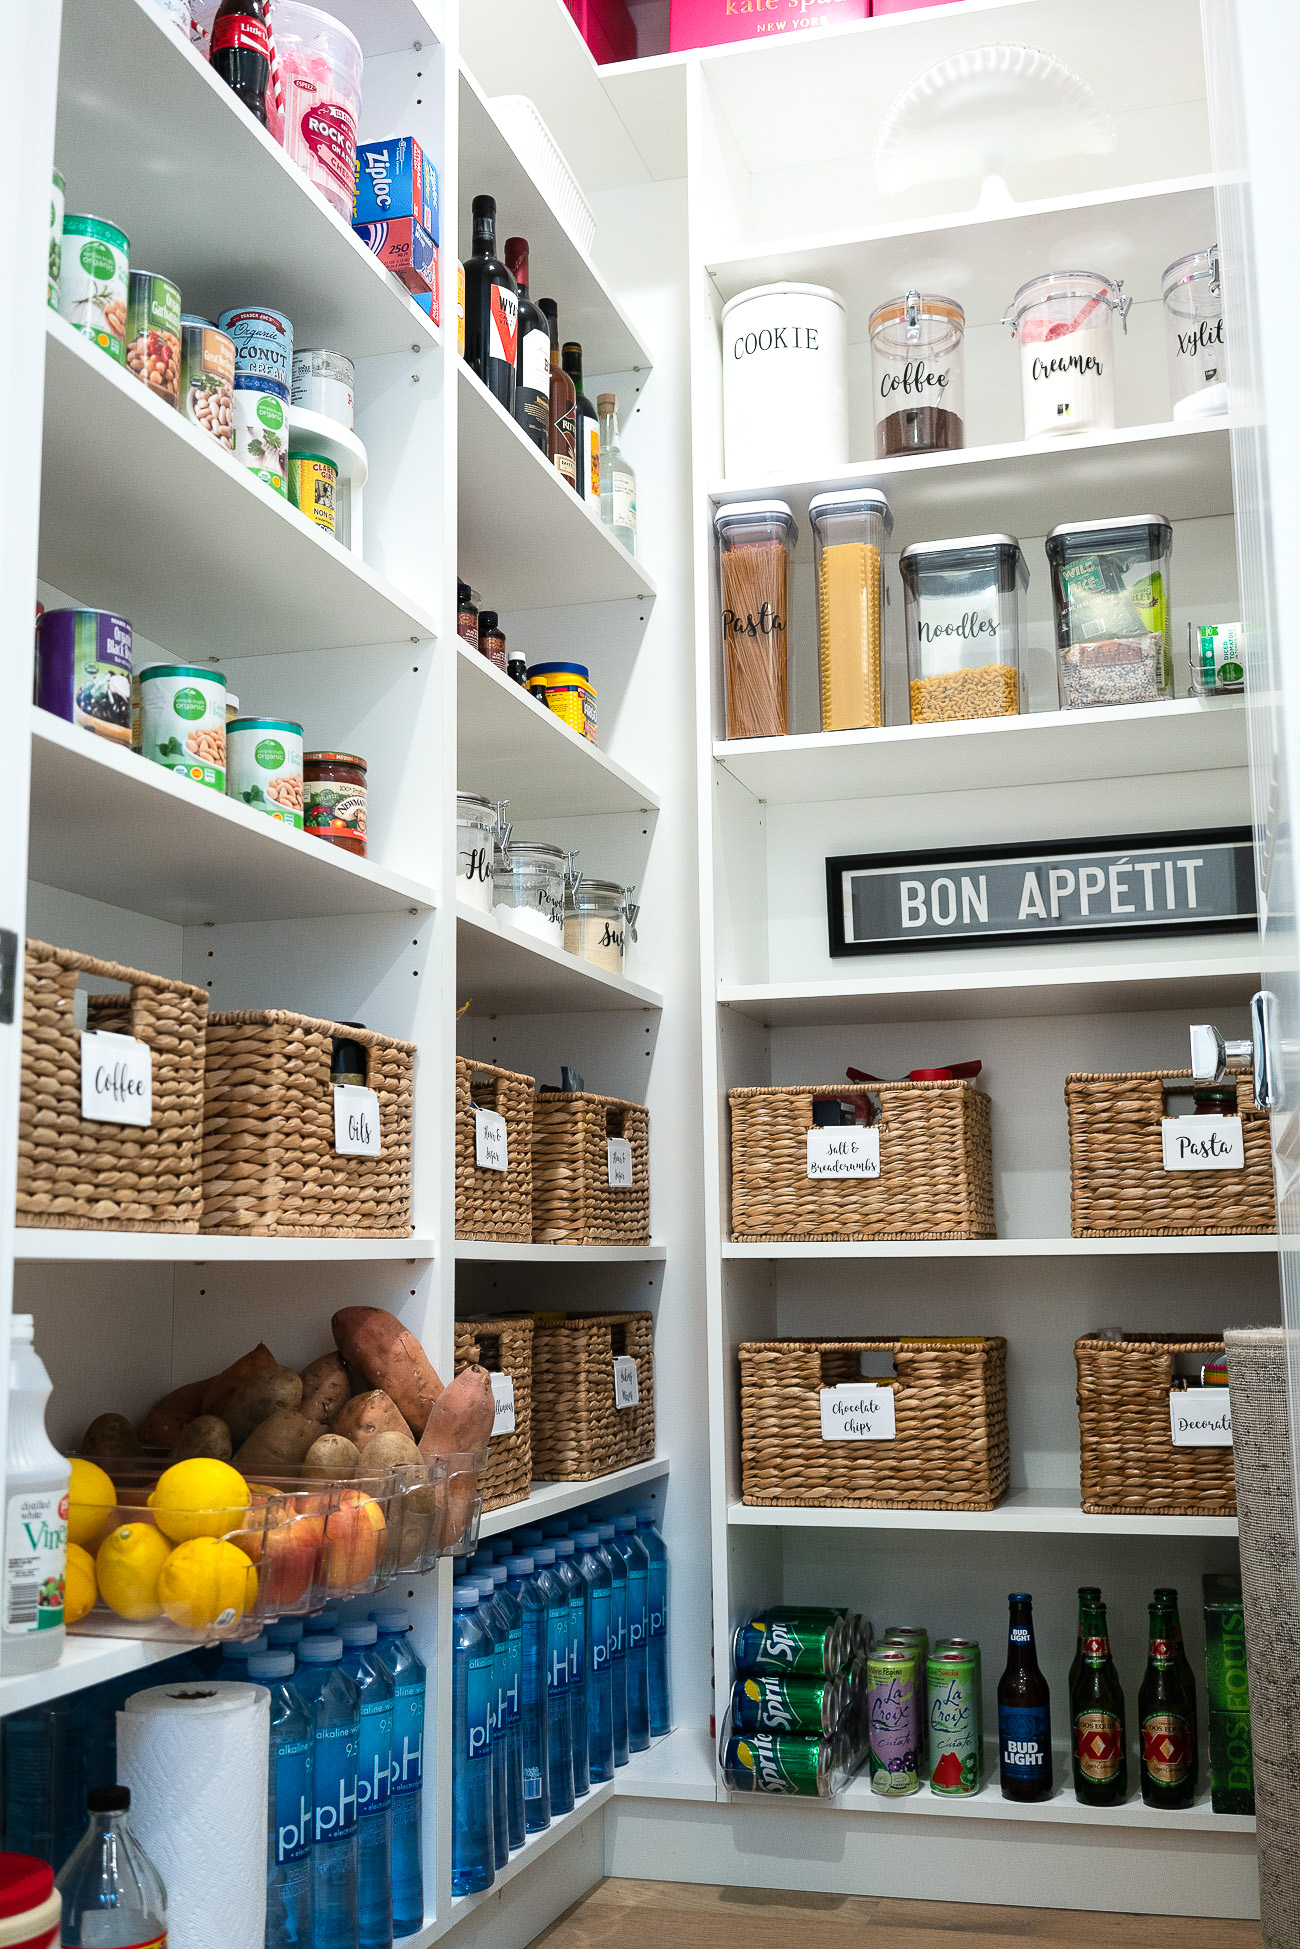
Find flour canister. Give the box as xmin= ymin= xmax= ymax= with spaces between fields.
xmin=720 ymin=283 xmax=848 ymax=480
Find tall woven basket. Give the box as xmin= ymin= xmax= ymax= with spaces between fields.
xmin=531 ymin=1312 xmax=655 ymax=1480
xmin=1066 ymin=1068 xmax=1275 ymax=1236
xmin=18 ymin=940 xmax=208 ymax=1232
xmin=729 ymin=1082 xmax=994 ymax=1241
xmin=454 ymin=1316 xmax=534 ymax=1511
xmin=455 ymin=1058 xmax=534 ymax=1242
xmin=202 ymin=1011 xmax=414 ymax=1235
xmin=740 ymin=1337 xmax=1009 ymax=1510
xmin=1076 ymin=1334 xmax=1236 ymax=1517
xmin=532 ymin=1090 xmax=650 ymax=1244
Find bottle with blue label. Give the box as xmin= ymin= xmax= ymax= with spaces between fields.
xmin=339 ymin=1624 xmax=394 ymax=1949
xmin=470 ymin=1573 xmax=510 ymax=1867
xmin=596 ymin=1523 xmax=630 ymax=1767
xmin=571 ymin=1530 xmax=614 ymax=1784
xmin=531 ymin=1546 xmax=575 ymax=1817
xmin=452 ymin=1582 xmax=495 ymax=1896
xmin=612 ymin=1515 xmax=651 ymax=1754
xmin=502 ymin=1555 xmax=551 ymax=1832
xmin=294 ymin=1635 xmax=360 ymax=1949
xmin=998 ymin=1592 xmax=1052 ymax=1803
xmin=482 ymin=1564 xmax=524 ymax=1849
xmin=636 ymin=1509 xmax=672 ymax=1737
xmin=552 ymin=1538 xmax=590 ymax=1796
xmin=248 ymin=1650 xmax=314 ymax=1949
xmin=370 ymin=1609 xmax=425 ymax=1937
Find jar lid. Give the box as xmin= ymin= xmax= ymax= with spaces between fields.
xmin=569 ymin=877 xmax=624 ymax=900
xmin=305 ymin=750 xmax=367 ymax=770
xmin=1162 ymin=246 xmax=1218 ymax=293
xmin=456 ymin=791 xmax=497 ymax=815
xmin=228 ymin=717 xmax=303 ymax=736
xmin=528 ymin=661 xmax=590 ymax=680
xmin=714 ymin=500 xmax=798 ymax=540
xmin=138 ymin=664 xmax=227 ymax=686
xmin=808 ymin=488 xmax=894 ymax=533
xmin=500 ymin=841 xmax=567 ymax=862
xmin=868 ymin=292 xmax=964 ymax=332
xmin=1007 ymin=269 xmax=1123 ymax=321
xmin=900 ymin=533 xmax=1020 ymax=558
xmin=1046 ymin=516 xmax=1171 ymax=543
xmin=721 ymin=282 xmax=846 ymax=320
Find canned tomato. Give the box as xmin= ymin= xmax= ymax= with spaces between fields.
xmin=35 ymin=609 xmax=132 ymax=746
xmin=227 ymin=717 xmax=304 ymax=828
xmin=291 ymin=348 xmax=354 ymax=428
xmin=733 ymin=1618 xmax=851 ymax=1679
xmin=181 ymin=315 xmax=235 ymax=451
xmin=49 ymin=170 xmax=64 ymax=310
xmin=60 ymin=214 xmax=129 ymax=363
xmin=139 ymin=664 xmax=227 ymax=791
xmin=218 ymin=305 xmax=294 ymax=394
xmin=288 ymin=451 xmax=338 ymax=534
xmin=126 ymin=271 xmax=181 ymax=407
xmin=233 ymin=381 xmax=289 ymax=495
xmin=868 ymin=1647 xmax=920 ymax=1797
xmin=926 ymin=1653 xmax=981 ymax=1795
xmin=721 ymin=1732 xmax=843 ymax=1798
xmin=731 ymin=1674 xmax=846 ymax=1738
xmin=304 ymin=750 xmax=367 ymax=856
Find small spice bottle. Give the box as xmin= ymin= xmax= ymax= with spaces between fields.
xmin=478 ymin=610 xmax=507 ymax=672
xmin=457 ymin=580 xmax=478 ymax=647
xmin=506 ymin=642 xmax=529 ymax=689
xmin=304 ymin=750 xmax=367 ymax=857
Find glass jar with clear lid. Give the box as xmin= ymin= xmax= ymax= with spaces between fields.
xmin=900 ymin=535 xmax=1027 ymax=723
xmin=715 ymin=500 xmax=797 ymax=740
xmin=493 ymin=839 xmax=570 ymax=943
xmin=1045 ymin=516 xmax=1173 ymax=709
xmin=564 ymin=877 xmax=638 ymax=975
xmin=1162 ymin=247 xmax=1227 ymax=420
xmin=808 ymin=488 xmax=893 ymax=730
xmin=1004 ymin=271 xmax=1129 ymax=438
xmin=456 ymin=792 xmax=501 ymax=914
xmin=869 ymin=291 xmax=965 ymax=458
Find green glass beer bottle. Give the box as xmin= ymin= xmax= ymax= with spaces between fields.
xmin=1154 ymin=1586 xmax=1199 ymax=1794
xmin=1067 ymin=1586 xmax=1103 ymax=1698
xmin=1139 ymin=1600 xmax=1195 ymax=1809
xmin=1070 ymin=1597 xmax=1127 ymax=1806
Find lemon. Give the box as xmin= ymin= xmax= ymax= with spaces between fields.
xmin=64 ymin=1543 xmax=98 ymax=1625
xmin=96 ymin=1523 xmax=171 ymax=1621
xmin=68 ymin=1458 xmax=118 ymax=1551
xmin=148 ymin=1458 xmax=249 ymax=1542
xmin=157 ymin=1536 xmax=258 ymax=1632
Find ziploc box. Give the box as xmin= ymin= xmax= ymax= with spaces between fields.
xmin=354 ymin=136 xmax=440 ymax=241
xmin=411 ymin=254 xmax=442 ymax=327
xmin=355 ymin=216 xmax=437 ymax=296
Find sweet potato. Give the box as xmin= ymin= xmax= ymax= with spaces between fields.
xmin=202 ymin=1343 xmax=277 ymax=1418
xmin=417 ymin=1365 xmax=494 ymax=1461
xmin=359 ymin=1431 xmax=422 ymax=1473
xmin=224 ymin=1367 xmax=303 ymax=1447
xmin=304 ymin=1434 xmax=360 ymax=1480
xmin=81 ymin=1413 xmax=142 ymax=1459
xmin=332 ymin=1389 xmax=409 ymax=1447
xmin=331 ymin=1308 xmax=443 ymax=1438
xmin=138 ymin=1380 xmax=208 ymax=1451
xmin=170 ymin=1416 xmax=233 ymax=1463
xmin=233 ymin=1410 xmax=320 ymax=1476
xmin=299 ymin=1352 xmax=350 ymax=1427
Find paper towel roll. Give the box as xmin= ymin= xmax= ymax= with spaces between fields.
xmin=117 ymin=1681 xmax=269 ymax=1949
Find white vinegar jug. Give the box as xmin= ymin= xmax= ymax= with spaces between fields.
xmin=1 ymin=1314 xmax=69 ymax=1674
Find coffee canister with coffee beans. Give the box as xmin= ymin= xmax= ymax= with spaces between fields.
xmin=869 ymin=290 xmax=965 ymax=458
xmin=720 ymin=283 xmax=848 ymax=481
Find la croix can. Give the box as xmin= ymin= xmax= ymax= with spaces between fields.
xmin=227 ymin=718 xmax=304 ymax=828
xmin=60 ymin=214 xmax=129 ymax=364
xmin=288 ymin=450 xmax=339 ymax=535
xmin=927 ymin=1651 xmax=981 ymax=1795
xmin=35 ymin=609 xmax=132 ymax=746
xmin=732 ymin=1616 xmax=851 ymax=1679
xmin=867 ymin=1646 xmax=920 ymax=1797
xmin=126 ymin=271 xmax=182 ymax=408
xmin=181 ymin=316 xmax=235 ymax=451
xmin=139 ymin=664 xmax=227 ymax=792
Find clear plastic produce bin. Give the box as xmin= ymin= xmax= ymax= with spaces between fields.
xmin=900 ymin=534 xmax=1027 ymax=724
xmin=1045 ymin=517 xmax=1174 ymax=710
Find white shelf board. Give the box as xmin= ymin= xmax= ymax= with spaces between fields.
xmin=727 ymin=1489 xmax=1239 ymax=1537
xmin=477 ymin=1457 xmax=670 ymax=1540
xmin=29 ymin=713 xmax=435 ymax=926
xmin=613 ymin=1724 xmax=719 ymax=1803
xmin=457 ymin=364 xmax=655 ymax=611
xmin=723 ymin=1235 xmax=1278 ymax=1260
xmin=833 ymin=1775 xmax=1254 ymax=1834
xmin=714 ymin=696 xmax=1246 ymax=807
xmin=458 ymin=64 xmax=652 ymax=373
xmin=456 ymin=643 xmax=658 ymax=818
xmin=456 ymin=900 xmax=663 ymax=1015
xmin=441 ymin=1782 xmax=614 ymax=1933
xmin=0 ymin=1632 xmax=186 ymax=1717
xmin=42 ymin=316 xmax=438 ymax=659
xmin=455 ymin=1239 xmax=666 ymax=1263
xmin=56 ymin=0 xmax=440 ymax=359
xmin=15 ymin=1232 xmax=435 ymax=1263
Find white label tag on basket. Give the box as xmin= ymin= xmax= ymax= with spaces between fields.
xmin=613 ymin=1355 xmax=640 ymax=1410
xmin=1161 ymin=1115 xmax=1244 ymax=1170
xmin=820 ymin=1383 xmax=896 ymax=1441
xmin=607 ymin=1138 xmax=633 ymax=1188
xmin=334 ymin=1085 xmax=382 ymax=1156
xmin=490 ymin=1373 xmax=517 ymax=1436
xmin=1170 ymin=1387 xmax=1233 ymax=1446
xmin=474 ymin=1106 xmax=508 ymax=1171
xmin=80 ymin=1032 xmax=152 ymax=1127
xmin=806 ymin=1126 xmax=880 ymax=1179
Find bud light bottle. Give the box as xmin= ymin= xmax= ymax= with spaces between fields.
xmin=339 ymin=1624 xmax=394 ymax=1949
xmin=209 ymin=0 xmax=273 ymax=127
xmin=636 ymin=1509 xmax=673 ymax=1736
xmin=571 ymin=1530 xmax=614 ymax=1784
xmin=612 ymin=1515 xmax=651 ymax=1754
xmin=552 ymin=1537 xmax=590 ymax=1797
xmin=294 ymin=1635 xmax=360 ymax=1949
xmin=596 ymin=1524 xmax=630 ymax=1766
xmin=451 ymin=1582 xmax=494 ymax=1896
xmin=502 ymin=1555 xmax=550 ymax=1832
xmin=998 ymin=1594 xmax=1052 ymax=1803
xmin=248 ymin=1650 xmax=314 ymax=1949
xmin=370 ymin=1610 xmax=425 ymax=1936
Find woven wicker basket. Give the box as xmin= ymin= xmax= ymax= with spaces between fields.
xmin=1076 ymin=1333 xmax=1236 ymax=1517
xmin=530 ymin=1312 xmax=655 ymax=1480
xmin=455 ymin=1058 xmax=534 ymax=1242
xmin=18 ymin=940 xmax=208 ymax=1232
xmin=201 ymin=1011 xmax=414 ymax=1236
xmin=740 ymin=1337 xmax=1010 ymax=1510
xmin=454 ymin=1316 xmax=534 ymax=1512
xmin=1066 ymin=1068 xmax=1275 ymax=1237
xmin=729 ymin=1082 xmax=994 ymax=1241
xmin=532 ymin=1090 xmax=650 ymax=1244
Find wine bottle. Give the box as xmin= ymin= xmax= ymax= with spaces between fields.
xmin=539 ymin=300 xmax=578 ymax=492
xmin=505 ymin=238 xmax=550 ymax=454
xmin=463 ymin=195 xmax=518 ymax=411
xmin=563 ymin=342 xmax=600 ymax=507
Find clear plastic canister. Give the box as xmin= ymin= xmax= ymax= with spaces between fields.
xmin=1162 ymin=247 xmax=1227 ymax=420
xmin=715 ymin=501 xmax=797 ymax=740
xmin=1045 ymin=517 xmax=1174 ymax=709
xmin=456 ymin=792 xmax=499 ymax=914
xmin=564 ymin=877 xmax=637 ymax=975
xmin=493 ymin=840 xmax=568 ymax=943
xmin=1005 ymin=271 xmax=1129 ymax=439
xmin=868 ymin=291 xmax=965 ymax=458
xmin=808 ymin=489 xmax=893 ymax=731
xmin=900 ymin=535 xmax=1027 ymax=724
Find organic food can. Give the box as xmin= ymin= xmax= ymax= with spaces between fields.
xmin=139 ymin=663 xmax=228 ymax=791
xmin=227 ymin=717 xmax=305 ymax=828
xmin=233 ymin=379 xmax=289 ymax=495
xmin=304 ymin=750 xmax=367 ymax=856
xmin=288 ymin=451 xmax=339 ymax=534
xmin=218 ymin=305 xmax=294 ymax=394
xmin=721 ymin=1732 xmax=842 ymax=1798
xmin=35 ymin=609 xmax=132 ymax=746
xmin=291 ymin=347 xmax=355 ymax=428
xmin=48 ymin=170 xmax=64 ymax=311
xmin=126 ymin=271 xmax=182 ymax=408
xmin=60 ymin=214 xmax=129 ymax=364
xmin=181 ymin=315 xmax=235 ymax=451
xmin=732 ymin=1618 xmax=850 ymax=1679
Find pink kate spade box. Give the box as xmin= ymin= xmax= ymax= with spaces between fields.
xmin=670 ymin=0 xmax=869 ymax=52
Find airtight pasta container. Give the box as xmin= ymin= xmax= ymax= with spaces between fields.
xmin=1004 ymin=271 xmax=1129 ymax=438
xmin=1163 ymin=247 xmax=1227 ymax=420
xmin=720 ymin=284 xmax=848 ymax=480
xmin=808 ymin=489 xmax=893 ymax=731
xmin=1046 ymin=517 xmax=1173 ymax=709
xmin=869 ymin=291 xmax=965 ymax=457
xmin=716 ymin=500 xmax=797 ymax=740
xmin=494 ymin=840 xmax=569 ymax=944
xmin=456 ymin=792 xmax=499 ymax=913
xmin=901 ymin=536 xmax=1027 ymax=724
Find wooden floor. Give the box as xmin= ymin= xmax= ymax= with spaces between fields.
xmin=534 ymin=1879 xmax=1262 ymax=1947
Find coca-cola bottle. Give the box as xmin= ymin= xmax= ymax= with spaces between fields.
xmin=210 ymin=0 xmax=273 ymax=127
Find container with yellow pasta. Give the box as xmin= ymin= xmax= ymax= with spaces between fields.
xmin=899 ymin=534 xmax=1028 ymax=725
xmin=808 ymin=488 xmax=893 ymax=732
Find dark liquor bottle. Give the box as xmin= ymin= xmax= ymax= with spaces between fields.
xmin=1139 ymin=1601 xmax=1195 ymax=1809
xmin=998 ymin=1593 xmax=1052 ymax=1802
xmin=1154 ymin=1586 xmax=1200 ymax=1793
xmin=538 ymin=300 xmax=578 ymax=492
xmin=504 ymin=238 xmax=550 ymax=454
xmin=463 ymin=196 xmax=518 ymax=411
xmin=562 ymin=342 xmax=600 ymax=507
xmin=209 ymin=0 xmax=273 ymax=126
xmin=1067 ymin=1586 xmax=1103 ymax=1698
xmin=1070 ymin=1598 xmax=1127 ymax=1806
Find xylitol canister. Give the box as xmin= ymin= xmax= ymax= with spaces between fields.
xmin=139 ymin=664 xmax=227 ymax=792
xmin=867 ymin=1646 xmax=920 ymax=1796
xmin=927 ymin=1650 xmax=981 ymax=1795
xmin=60 ymin=214 xmax=129 ymax=364
xmin=732 ymin=1617 xmax=850 ymax=1679
xmin=48 ymin=170 xmax=64 ymax=311
xmin=227 ymin=718 xmax=304 ymax=828
xmin=35 ymin=609 xmax=132 ymax=746
xmin=287 ymin=451 xmax=338 ymax=535
xmin=721 ymin=1732 xmax=842 ymax=1798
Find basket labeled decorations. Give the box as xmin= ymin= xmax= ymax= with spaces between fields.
xmin=1076 ymin=1333 xmax=1236 ymax=1518
xmin=454 ymin=1316 xmax=534 ymax=1511
xmin=532 ymin=1089 xmax=650 ymax=1245
xmin=530 ymin=1312 xmax=655 ymax=1481
xmin=455 ymin=1057 xmax=535 ymax=1242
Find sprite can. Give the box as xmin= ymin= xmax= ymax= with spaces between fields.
xmin=761 ymin=1605 xmax=872 ymax=1659
xmin=731 ymin=1673 xmax=847 ymax=1737
xmin=927 ymin=1651 xmax=981 ymax=1795
xmin=733 ymin=1616 xmax=850 ymax=1678
xmin=721 ymin=1731 xmax=844 ymax=1798
xmin=867 ymin=1646 xmax=920 ymax=1796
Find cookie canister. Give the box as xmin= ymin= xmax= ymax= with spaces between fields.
xmin=720 ymin=284 xmax=848 ymax=480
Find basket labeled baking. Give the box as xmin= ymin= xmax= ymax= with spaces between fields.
xmin=532 ymin=1089 xmax=650 ymax=1244
xmin=1076 ymin=1334 xmax=1236 ymax=1517
xmin=1066 ymin=1068 xmax=1275 ymax=1236
xmin=455 ymin=1316 xmax=534 ymax=1511
xmin=202 ymin=1012 xmax=414 ymax=1235
xmin=455 ymin=1057 xmax=534 ymax=1242
xmin=18 ymin=940 xmax=208 ymax=1232
xmin=728 ymin=1082 xmax=994 ymax=1241
xmin=740 ymin=1337 xmax=1010 ymax=1510
xmin=530 ymin=1312 xmax=655 ymax=1480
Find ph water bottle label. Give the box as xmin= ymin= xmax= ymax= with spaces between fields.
xmin=314 ymin=1723 xmax=360 ymax=1839
xmin=548 ymin=1613 xmax=573 ymax=1692
xmin=499 ymin=1626 xmax=522 ymax=1726
xmin=274 ymin=1738 xmax=313 ymax=1864
xmin=391 ymin=1690 xmax=425 ymax=1794
xmin=628 ymin=1584 xmax=648 ymax=1648
xmin=4 ymin=1488 xmax=68 ymax=1633
xmin=468 ymin=1650 xmax=494 ymax=1761
xmin=569 ymin=1604 xmax=585 ymax=1684
xmin=590 ymin=1589 xmax=612 ymax=1668
xmin=358 ymin=1698 xmax=395 ymax=1811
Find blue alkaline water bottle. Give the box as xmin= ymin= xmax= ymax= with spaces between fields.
xmin=596 ymin=1524 xmax=630 ymax=1767
xmin=502 ymin=1556 xmax=550 ymax=1832
xmin=470 ymin=1574 xmax=509 ymax=1868
xmin=451 ymin=1583 xmax=495 ymax=1897
xmin=294 ymin=1636 xmax=360 ymax=1949
xmin=483 ymin=1565 xmax=524 ymax=1851
xmin=370 ymin=1610 xmax=425 ymax=1937
xmin=215 ymin=1633 xmax=269 ymax=1684
xmin=613 ymin=1515 xmax=651 ymax=1754
xmin=248 ymin=1651 xmax=314 ymax=1949
xmin=636 ymin=1510 xmax=672 ymax=1736
xmin=531 ymin=1548 xmax=575 ymax=1817
xmin=570 ymin=1531 xmax=614 ymax=1784
xmin=552 ymin=1538 xmax=589 ymax=1797
xmin=339 ymin=1625 xmax=394 ymax=1949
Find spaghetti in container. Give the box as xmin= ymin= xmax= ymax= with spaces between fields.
xmin=808 ymin=488 xmax=892 ymax=731
xmin=715 ymin=500 xmax=796 ymax=740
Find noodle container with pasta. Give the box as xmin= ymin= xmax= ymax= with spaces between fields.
xmin=715 ymin=500 xmax=797 ymax=741
xmin=901 ymin=535 xmax=1027 ymax=725
xmin=808 ymin=488 xmax=893 ymax=732
xmin=720 ymin=284 xmax=848 ymax=481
